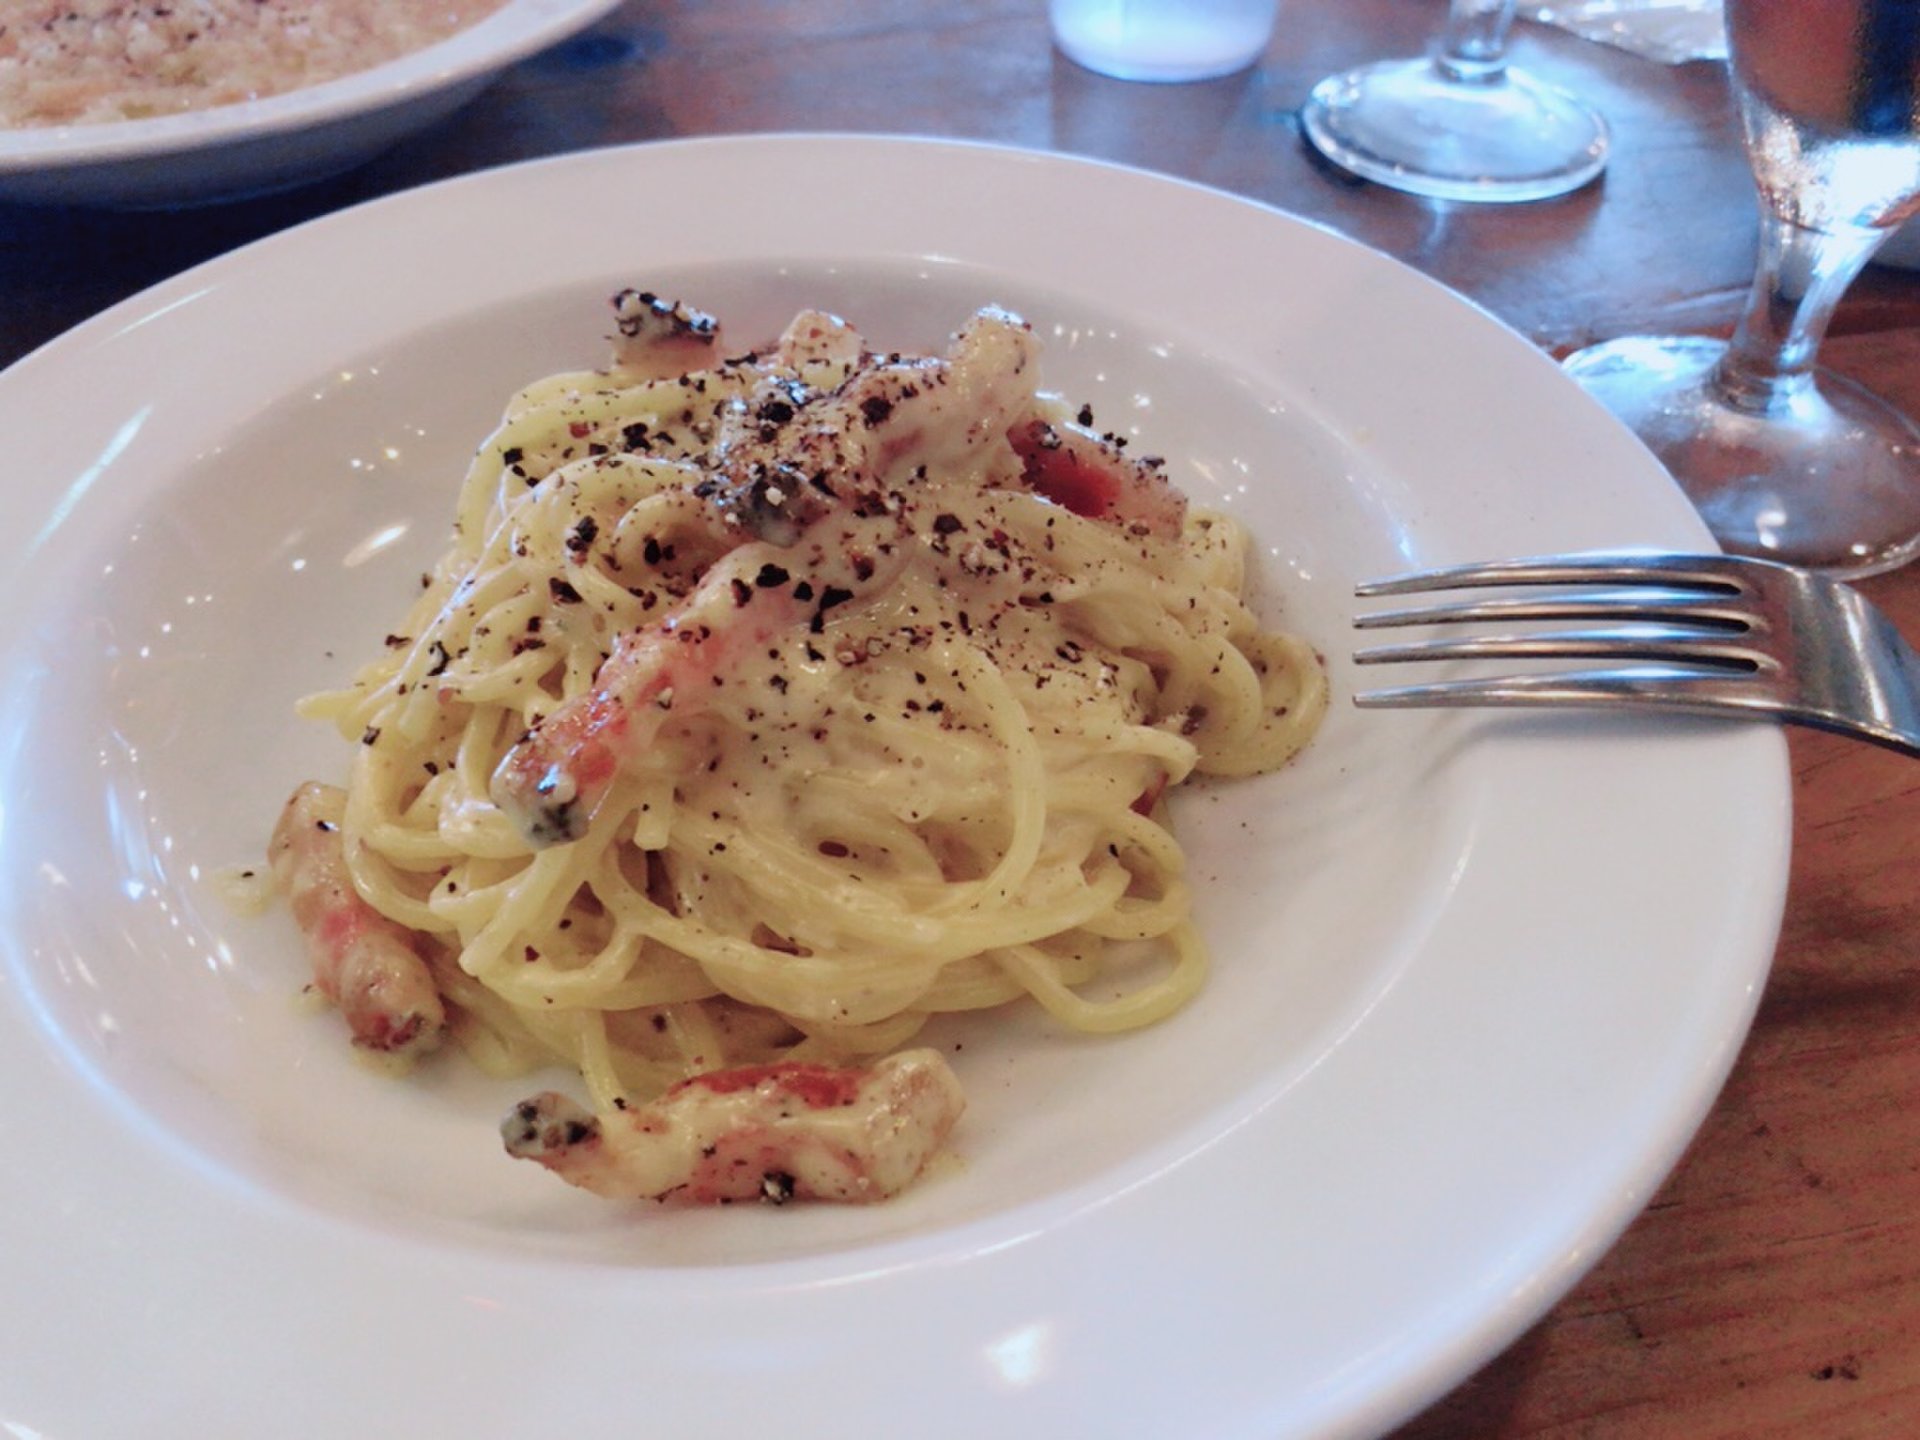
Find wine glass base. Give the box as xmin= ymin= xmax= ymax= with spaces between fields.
xmin=1564 ymin=336 xmax=1920 ymax=578
xmin=1301 ymin=56 xmax=1609 ymax=203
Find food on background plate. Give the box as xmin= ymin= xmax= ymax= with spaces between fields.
xmin=271 ymin=293 xmax=1327 ymax=1206
xmin=0 ymin=0 xmax=511 ymax=127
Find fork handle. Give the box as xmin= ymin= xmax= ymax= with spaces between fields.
xmin=1356 ymin=670 xmax=1920 ymax=759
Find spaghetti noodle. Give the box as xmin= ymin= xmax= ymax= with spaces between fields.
xmin=280 ymin=295 xmax=1325 ymax=1203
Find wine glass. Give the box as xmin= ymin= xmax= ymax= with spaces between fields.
xmin=1300 ymin=0 xmax=1610 ymax=203
xmin=1563 ymin=0 xmax=1920 ymax=577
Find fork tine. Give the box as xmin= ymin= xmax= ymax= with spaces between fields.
xmin=1354 ymin=587 xmax=1755 ymax=630
xmin=1353 ymin=666 xmax=1777 ymax=717
xmin=1349 ymin=553 xmax=1920 ymax=760
xmin=1354 ymin=626 xmax=1770 ymax=669
xmin=1355 ymin=553 xmax=1748 ymax=598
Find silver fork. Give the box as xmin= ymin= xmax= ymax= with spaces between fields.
xmin=1352 ymin=552 xmax=1920 ymax=758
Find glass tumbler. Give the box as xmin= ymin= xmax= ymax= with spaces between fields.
xmin=1049 ymin=0 xmax=1280 ymax=83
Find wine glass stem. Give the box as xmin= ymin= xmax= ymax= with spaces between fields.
xmin=1712 ymin=209 xmax=1891 ymax=416
xmin=1435 ymin=0 xmax=1515 ymax=84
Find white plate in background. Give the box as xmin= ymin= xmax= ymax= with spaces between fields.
xmin=0 ymin=0 xmax=620 ymax=207
xmin=0 ymin=136 xmax=1789 ymax=1438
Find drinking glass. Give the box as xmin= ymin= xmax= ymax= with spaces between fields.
xmin=1563 ymin=0 xmax=1920 ymax=576
xmin=1300 ymin=0 xmax=1610 ymax=202
xmin=1049 ymin=0 xmax=1279 ymax=82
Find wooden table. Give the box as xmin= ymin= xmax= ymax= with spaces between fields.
xmin=6 ymin=3 xmax=1917 ymax=1434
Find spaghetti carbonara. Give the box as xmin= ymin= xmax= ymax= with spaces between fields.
xmin=271 ymin=294 xmax=1325 ymax=1206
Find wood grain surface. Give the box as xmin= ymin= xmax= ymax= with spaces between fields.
xmin=5 ymin=3 xmax=1918 ymax=1434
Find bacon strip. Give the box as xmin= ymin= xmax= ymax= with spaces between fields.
xmin=1008 ymin=417 xmax=1188 ymax=539
xmin=489 ymin=538 xmax=833 ymax=844
xmin=268 ymin=781 xmax=444 ymax=1058
xmin=610 ymin=289 xmax=720 ymax=382
xmin=501 ymin=1049 xmax=965 ymax=1204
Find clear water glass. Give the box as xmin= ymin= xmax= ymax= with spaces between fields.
xmin=1301 ymin=0 xmax=1610 ymax=202
xmin=1049 ymin=0 xmax=1279 ymax=83
xmin=1563 ymin=0 xmax=1920 ymax=576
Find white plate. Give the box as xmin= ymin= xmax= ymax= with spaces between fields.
xmin=0 ymin=136 xmax=1789 ymax=1438
xmin=0 ymin=0 xmax=620 ymax=208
